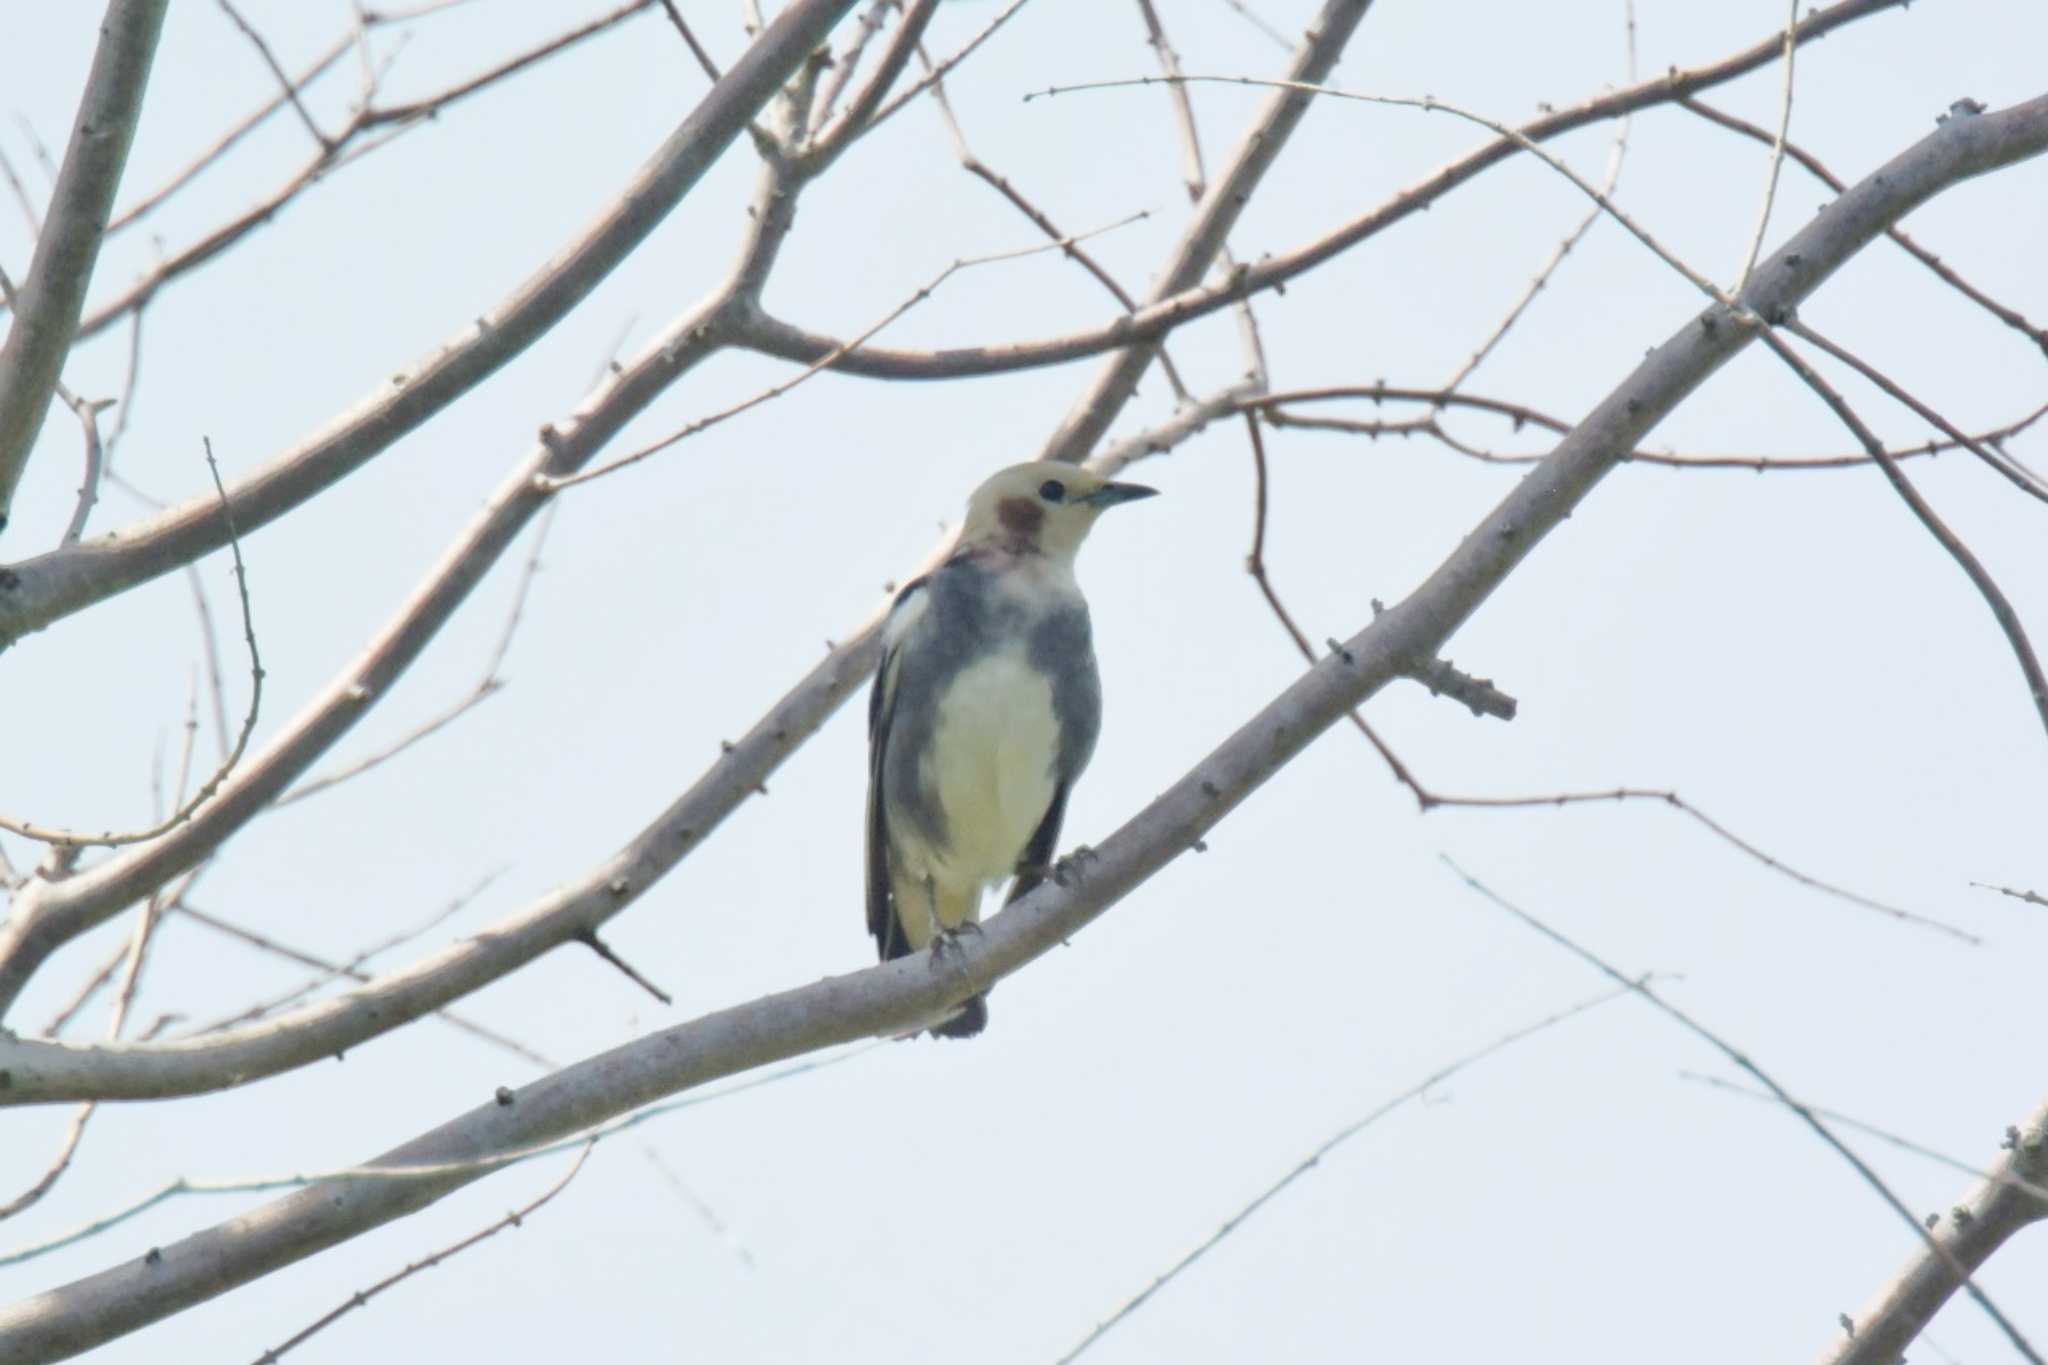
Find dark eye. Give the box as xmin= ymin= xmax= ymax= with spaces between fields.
xmin=1038 ymin=479 xmax=1066 ymax=503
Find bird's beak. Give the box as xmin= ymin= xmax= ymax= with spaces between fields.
xmin=1083 ymin=481 xmax=1160 ymax=508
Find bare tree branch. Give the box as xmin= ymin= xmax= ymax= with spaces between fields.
xmin=0 ymin=0 xmax=862 ymax=652
xmin=214 ymin=0 xmax=333 ymax=153
xmin=1682 ymin=95 xmax=2048 ymax=356
xmin=727 ymin=0 xmax=1914 ymax=384
xmin=1057 ymin=983 xmax=1636 ymax=1364
xmin=0 ymin=442 xmax=262 ymax=848
xmin=106 ymin=33 xmax=351 ymax=234
xmin=1035 ymin=0 xmax=1376 ymax=465
xmin=1445 ymin=858 xmax=2043 ymax=1364
xmin=1 ymin=92 xmax=2038 ymax=1359
xmin=1751 ymin=323 xmax=2048 ymax=741
xmin=1252 ymin=383 xmax=2048 ymax=471
xmin=1972 ymin=882 xmax=2047 ymax=909
xmin=0 ymin=0 xmax=170 ymax=535
xmin=1731 ymin=0 xmax=1799 ymax=292
xmin=247 ymin=1144 xmax=593 ymax=1365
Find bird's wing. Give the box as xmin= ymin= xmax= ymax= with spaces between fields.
xmin=867 ymin=576 xmax=928 ymax=958
xmin=1006 ymin=781 xmax=1071 ymax=906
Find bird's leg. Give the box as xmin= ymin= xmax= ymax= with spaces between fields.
xmin=920 ymin=873 xmax=943 ymax=949
xmin=923 ymin=877 xmax=984 ymax=969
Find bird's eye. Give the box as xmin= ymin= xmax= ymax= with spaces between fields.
xmin=1039 ymin=479 xmax=1066 ymax=503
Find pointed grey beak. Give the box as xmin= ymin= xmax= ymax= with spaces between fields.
xmin=1083 ymin=481 xmax=1159 ymax=508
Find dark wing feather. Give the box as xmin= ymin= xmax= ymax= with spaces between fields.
xmin=1006 ymin=782 xmax=1072 ymax=906
xmin=867 ymin=577 xmax=926 ymax=959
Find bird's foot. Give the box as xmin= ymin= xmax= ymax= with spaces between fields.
xmin=925 ymin=920 xmax=983 ymax=970
xmin=1052 ymin=844 xmax=1098 ymax=887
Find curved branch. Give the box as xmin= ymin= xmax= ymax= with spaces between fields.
xmin=729 ymin=0 xmax=1911 ymax=384
xmin=1033 ymin=0 xmax=1374 ymax=464
xmin=1 ymin=93 xmax=2041 ymax=1359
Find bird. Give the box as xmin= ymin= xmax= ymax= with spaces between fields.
xmin=866 ymin=460 xmax=1158 ymax=1038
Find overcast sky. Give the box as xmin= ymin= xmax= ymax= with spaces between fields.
xmin=4 ymin=1 xmax=2046 ymax=1361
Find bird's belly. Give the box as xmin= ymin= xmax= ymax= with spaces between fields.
xmin=921 ymin=647 xmax=1060 ymax=889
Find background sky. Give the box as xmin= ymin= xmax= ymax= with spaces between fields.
xmin=3 ymin=1 xmax=2047 ymax=1361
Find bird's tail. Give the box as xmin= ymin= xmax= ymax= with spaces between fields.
xmin=930 ymin=994 xmax=988 ymax=1039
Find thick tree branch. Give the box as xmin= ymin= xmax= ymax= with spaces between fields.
xmin=0 ymin=140 xmax=821 ymax=1020
xmin=2 ymin=93 xmax=2041 ymax=1361
xmin=0 ymin=0 xmax=169 ymax=536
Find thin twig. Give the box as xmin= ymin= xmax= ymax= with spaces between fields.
xmin=1730 ymin=0 xmax=1800 ymax=293
xmin=0 ymin=1042 xmax=884 ymax=1268
xmin=176 ymin=896 xmax=552 ymax=1069
xmin=41 ymin=940 xmax=128 ymax=1036
xmin=107 ymin=33 xmax=351 ymax=233
xmin=809 ymin=0 xmax=894 ymax=133
xmin=1210 ymin=0 xmax=1290 ymax=48
xmin=0 ymin=1103 xmax=96 ymax=1222
xmin=1442 ymin=857 xmax=2043 ymax=1364
xmin=101 ymin=303 xmax=147 ymax=468
xmin=55 ymin=387 xmax=112 ymax=545
xmin=1131 ymin=0 xmax=1266 ymax=389
xmin=1682 ymin=1072 xmax=2048 ymax=1206
xmin=190 ymin=872 xmax=503 ymax=1033
xmin=1971 ymin=882 xmax=2047 ymax=909
xmin=248 ymin=1144 xmax=594 ymax=1365
xmin=1056 ymin=983 xmax=1636 ymax=1364
xmin=1782 ymin=317 xmax=2048 ymax=502
xmin=1682 ymin=95 xmax=2048 ymax=355
xmin=1750 ymin=327 xmax=2048 ymax=742
xmin=1029 ymin=77 xmax=1729 ymax=308
xmin=1444 ymin=0 xmax=1636 ymax=392
xmin=1449 ymin=855 xmax=2039 ymax=1365
xmin=62 ymin=1 xmax=660 ymax=345
xmin=543 ymin=210 xmax=1151 ymax=491
xmin=1429 ymin=787 xmax=1977 ymax=945
xmin=1245 ymin=414 xmax=1965 ymax=943
xmin=867 ymin=0 xmax=1033 ymax=130
xmin=215 ymin=0 xmax=334 ymax=151
xmin=1256 ymin=386 xmax=2048 ymax=472
xmin=0 ymin=441 xmax=262 ymax=845
xmin=0 ymin=145 xmax=42 ymax=236
xmin=575 ymin=929 xmax=672 ymax=1006
xmin=1243 ymin=412 xmax=1428 ymax=789
xmin=185 ymin=564 xmax=232 ymax=764
xmin=657 ymin=0 xmax=723 ymax=82
xmin=917 ymin=46 xmax=1190 ymax=400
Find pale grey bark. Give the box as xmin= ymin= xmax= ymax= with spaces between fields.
xmin=0 ymin=0 xmax=1908 ymax=649
xmin=1815 ymin=1098 xmax=2048 ymax=1365
xmin=4 ymin=90 xmax=2042 ymax=1363
xmin=0 ymin=0 xmax=169 ymax=536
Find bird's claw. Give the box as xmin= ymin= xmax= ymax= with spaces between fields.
xmin=1052 ymin=844 xmax=1098 ymax=887
xmin=925 ymin=921 xmax=983 ymax=970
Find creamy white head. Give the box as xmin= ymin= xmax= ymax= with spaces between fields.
xmin=958 ymin=461 xmax=1158 ymax=561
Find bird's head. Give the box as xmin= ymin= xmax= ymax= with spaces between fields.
xmin=958 ymin=461 xmax=1158 ymax=561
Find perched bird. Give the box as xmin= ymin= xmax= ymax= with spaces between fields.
xmin=866 ymin=461 xmax=1158 ymax=1038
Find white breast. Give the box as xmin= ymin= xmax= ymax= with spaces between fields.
xmin=920 ymin=642 xmax=1060 ymax=892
